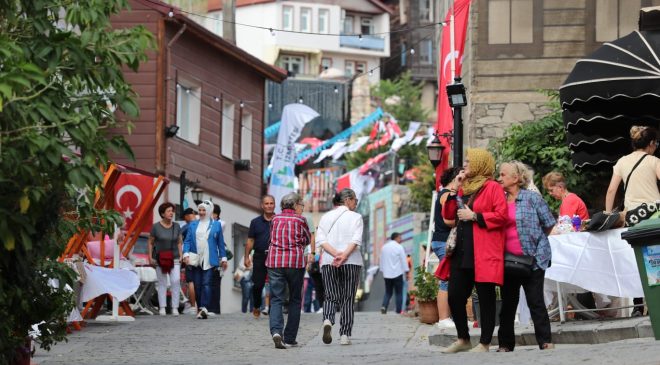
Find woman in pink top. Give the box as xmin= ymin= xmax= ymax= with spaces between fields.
xmin=542 ymin=171 xmax=589 ymax=221
xmin=497 ymin=161 xmax=556 ymax=352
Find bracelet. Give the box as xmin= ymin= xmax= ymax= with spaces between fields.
xmin=472 ymin=212 xmax=477 ymax=221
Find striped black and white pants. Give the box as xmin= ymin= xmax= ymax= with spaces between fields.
xmin=321 ymin=264 xmax=362 ymax=336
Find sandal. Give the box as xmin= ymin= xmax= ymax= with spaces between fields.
xmin=496 ymin=347 xmax=512 ymax=352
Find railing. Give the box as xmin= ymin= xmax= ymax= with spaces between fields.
xmin=339 ymin=34 xmax=385 ymax=51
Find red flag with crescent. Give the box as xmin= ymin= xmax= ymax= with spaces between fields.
xmin=114 ymin=173 xmax=155 ymax=232
xmin=435 ymin=0 xmax=472 ymax=188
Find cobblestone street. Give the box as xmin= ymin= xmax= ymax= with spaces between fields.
xmin=34 ymin=312 xmax=660 ymax=365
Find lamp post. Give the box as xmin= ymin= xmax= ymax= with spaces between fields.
xmin=446 ymin=77 xmax=467 ymax=167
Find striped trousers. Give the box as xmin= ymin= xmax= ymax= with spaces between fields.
xmin=321 ymin=264 xmax=362 ymax=336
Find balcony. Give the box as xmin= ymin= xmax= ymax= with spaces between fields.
xmin=339 ymin=34 xmax=385 ymax=51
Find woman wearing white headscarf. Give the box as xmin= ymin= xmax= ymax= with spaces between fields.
xmin=183 ymin=200 xmax=228 ymax=319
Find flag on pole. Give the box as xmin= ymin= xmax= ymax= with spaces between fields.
xmin=114 ymin=173 xmax=155 ymax=232
xmin=436 ymin=0 xmax=472 ymax=185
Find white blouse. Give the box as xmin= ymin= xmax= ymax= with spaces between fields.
xmin=195 ymin=220 xmax=212 ymax=270
xmin=315 ymin=206 xmax=364 ymax=267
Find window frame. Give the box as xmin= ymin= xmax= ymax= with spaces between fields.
xmin=343 ymin=15 xmax=354 ymax=34
xmin=355 ymin=61 xmax=367 ymax=75
xmin=282 ymin=5 xmax=294 ymax=31
xmin=175 ymin=78 xmax=201 ymax=145
xmin=300 ymin=7 xmax=312 ymax=33
xmin=584 ymin=0 xmax=652 ymax=52
xmin=240 ymin=111 xmax=252 ymax=161
xmin=318 ymin=8 xmax=330 ymax=34
xmin=320 ymin=57 xmax=333 ymax=73
xmin=360 ymin=16 xmax=374 ymax=35
xmin=221 ymin=101 xmax=235 ymax=159
xmin=344 ymin=60 xmax=356 ymax=76
xmin=477 ymin=0 xmax=543 ymax=59
xmin=280 ymin=54 xmax=305 ymax=75
xmin=418 ymin=39 xmax=433 ymax=65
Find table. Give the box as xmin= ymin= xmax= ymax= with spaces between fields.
xmin=546 ymin=228 xmax=644 ymax=298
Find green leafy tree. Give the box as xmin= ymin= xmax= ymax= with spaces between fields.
xmin=0 ymin=1 xmax=153 ymax=361
xmin=490 ymin=91 xmax=610 ymax=211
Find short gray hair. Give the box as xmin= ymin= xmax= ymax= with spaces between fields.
xmin=338 ymin=188 xmax=356 ymax=205
xmin=280 ymin=192 xmax=301 ymax=210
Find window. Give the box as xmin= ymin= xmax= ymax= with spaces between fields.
xmin=318 ymin=9 xmax=330 ymax=34
xmin=343 ymin=15 xmax=354 ymax=34
xmin=232 ymin=224 xmax=249 ymax=288
xmin=477 ymin=0 xmax=543 ymax=58
xmin=419 ymin=0 xmax=432 ymax=22
xmin=320 ymin=57 xmax=332 ymax=73
xmin=282 ymin=5 xmax=293 ymax=31
xmin=356 ymin=61 xmax=367 ymax=74
xmin=344 ymin=60 xmax=355 ymax=76
xmin=175 ymin=81 xmax=201 ymax=144
xmin=401 ymin=42 xmax=407 ymax=66
xmin=221 ymin=102 xmax=234 ymax=159
xmin=419 ymin=39 xmax=433 ymax=64
xmin=300 ymin=7 xmax=312 ymax=32
xmin=586 ymin=0 xmax=651 ymax=48
xmin=240 ymin=112 xmax=252 ymax=161
xmin=360 ymin=17 xmax=374 ymax=35
xmin=279 ymin=55 xmax=304 ymax=75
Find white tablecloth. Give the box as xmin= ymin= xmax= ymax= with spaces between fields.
xmin=80 ymin=263 xmax=140 ymax=302
xmin=545 ymin=228 xmax=644 ymax=298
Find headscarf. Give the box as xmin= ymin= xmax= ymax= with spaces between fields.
xmin=198 ymin=200 xmax=214 ymax=223
xmin=462 ymin=148 xmax=496 ymax=195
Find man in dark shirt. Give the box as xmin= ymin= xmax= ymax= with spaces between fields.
xmin=245 ymin=195 xmax=275 ymax=318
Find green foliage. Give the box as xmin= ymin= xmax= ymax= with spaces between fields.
xmin=409 ymin=266 xmax=438 ymax=302
xmin=0 ymin=1 xmax=153 ymax=361
xmin=345 ymin=71 xmax=429 ymax=171
xmin=490 ymin=91 xmax=610 ymax=211
xmin=408 ymin=150 xmax=436 ymax=212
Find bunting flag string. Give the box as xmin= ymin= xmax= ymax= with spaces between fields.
xmin=264 ymin=121 xmax=281 ymax=139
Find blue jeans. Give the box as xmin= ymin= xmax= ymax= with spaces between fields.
xmin=431 ymin=241 xmax=449 ymax=291
xmin=191 ymin=267 xmax=214 ymax=309
xmin=268 ymin=268 xmax=305 ymax=343
xmin=382 ymin=275 xmax=404 ymax=313
xmin=303 ymin=277 xmax=319 ymax=312
xmin=240 ymin=277 xmax=253 ymax=313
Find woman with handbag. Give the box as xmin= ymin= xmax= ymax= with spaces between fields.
xmin=605 ymin=125 xmax=660 ymax=316
xmin=182 ymin=200 xmax=228 ymax=319
xmin=148 ymin=202 xmax=183 ymax=316
xmin=496 ymin=161 xmax=556 ymax=352
xmin=440 ymin=148 xmax=508 ymax=353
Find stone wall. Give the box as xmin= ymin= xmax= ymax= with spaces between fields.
xmin=470 ymin=101 xmax=555 ymax=148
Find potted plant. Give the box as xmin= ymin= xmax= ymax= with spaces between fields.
xmin=409 ymin=266 xmax=439 ymax=324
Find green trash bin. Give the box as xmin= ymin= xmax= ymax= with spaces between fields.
xmin=621 ymin=217 xmax=660 ymax=340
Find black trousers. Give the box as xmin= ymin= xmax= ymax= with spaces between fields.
xmin=251 ymin=253 xmax=267 ymax=310
xmin=309 ymin=270 xmax=325 ymax=307
xmin=209 ymin=270 xmax=221 ymax=314
xmin=498 ymin=269 xmax=552 ymax=350
xmin=447 ymin=266 xmax=496 ymax=344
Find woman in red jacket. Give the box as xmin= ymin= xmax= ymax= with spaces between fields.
xmin=441 ymin=148 xmax=508 ymax=353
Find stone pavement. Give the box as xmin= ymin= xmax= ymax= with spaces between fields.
xmin=34 ymin=312 xmax=660 ymax=365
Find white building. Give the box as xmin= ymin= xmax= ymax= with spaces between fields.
xmin=205 ymin=0 xmax=393 ymax=84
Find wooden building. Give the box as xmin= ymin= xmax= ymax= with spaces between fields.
xmin=111 ymin=0 xmax=286 ymax=313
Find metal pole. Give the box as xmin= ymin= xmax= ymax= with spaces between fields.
xmin=179 ymin=170 xmax=186 ymax=219
xmin=453 ymin=78 xmax=463 ymax=168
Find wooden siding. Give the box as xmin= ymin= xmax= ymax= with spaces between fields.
xmin=110 ymin=1 xmax=159 ymax=172
xmin=165 ymin=24 xmax=265 ymax=210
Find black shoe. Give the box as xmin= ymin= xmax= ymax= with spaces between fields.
xmin=283 ymin=340 xmax=298 ymax=348
xmin=272 ymin=334 xmax=286 ymax=349
xmin=380 ymin=307 xmax=386 ymax=314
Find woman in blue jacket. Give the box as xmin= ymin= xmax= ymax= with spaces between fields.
xmin=183 ymin=200 xmax=228 ymax=319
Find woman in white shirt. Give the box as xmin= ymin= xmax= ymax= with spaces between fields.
xmin=315 ymin=189 xmax=363 ymax=346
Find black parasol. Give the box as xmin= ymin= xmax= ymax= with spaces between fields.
xmin=559 ymin=29 xmax=660 ymax=168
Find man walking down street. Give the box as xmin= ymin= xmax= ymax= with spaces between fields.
xmin=380 ymin=232 xmax=409 ymax=314
xmin=266 ymin=193 xmax=310 ymax=349
xmin=245 ymin=195 xmax=275 ymax=318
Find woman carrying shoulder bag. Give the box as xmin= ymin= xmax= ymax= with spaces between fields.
xmin=182 ymin=200 xmax=228 ymax=319
xmin=496 ymin=161 xmax=556 ymax=352
xmin=148 ymin=202 xmax=183 ymax=316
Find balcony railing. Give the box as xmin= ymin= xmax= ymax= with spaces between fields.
xmin=339 ymin=34 xmax=385 ymax=51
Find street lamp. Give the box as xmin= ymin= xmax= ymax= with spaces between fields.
xmin=191 ymin=187 xmax=204 ymax=203
xmin=426 ymin=134 xmax=445 ymax=168
xmin=446 ymin=77 xmax=467 ymax=167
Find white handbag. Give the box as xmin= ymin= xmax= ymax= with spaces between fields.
xmin=187 ymin=252 xmax=200 ymax=267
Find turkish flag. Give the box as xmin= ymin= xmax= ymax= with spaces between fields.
xmin=114 ymin=173 xmax=155 ymax=233
xmin=435 ymin=0 xmax=472 ymax=187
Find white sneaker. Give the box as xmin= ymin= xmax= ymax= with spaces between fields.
xmin=315 ymin=308 xmax=323 ymax=314
xmin=322 ymin=319 xmax=332 ymax=344
xmin=436 ymin=318 xmax=454 ymax=329
xmin=159 ymin=308 xmax=166 ymax=316
xmin=172 ymin=310 xmax=179 ymax=316
xmin=262 ymin=306 xmax=269 ymax=315
xmin=340 ymin=335 xmax=351 ymax=345
xmin=188 ymin=306 xmax=198 ymax=315
xmin=207 ymin=311 xmax=216 ymax=317
xmin=197 ymin=307 xmax=208 ymax=319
